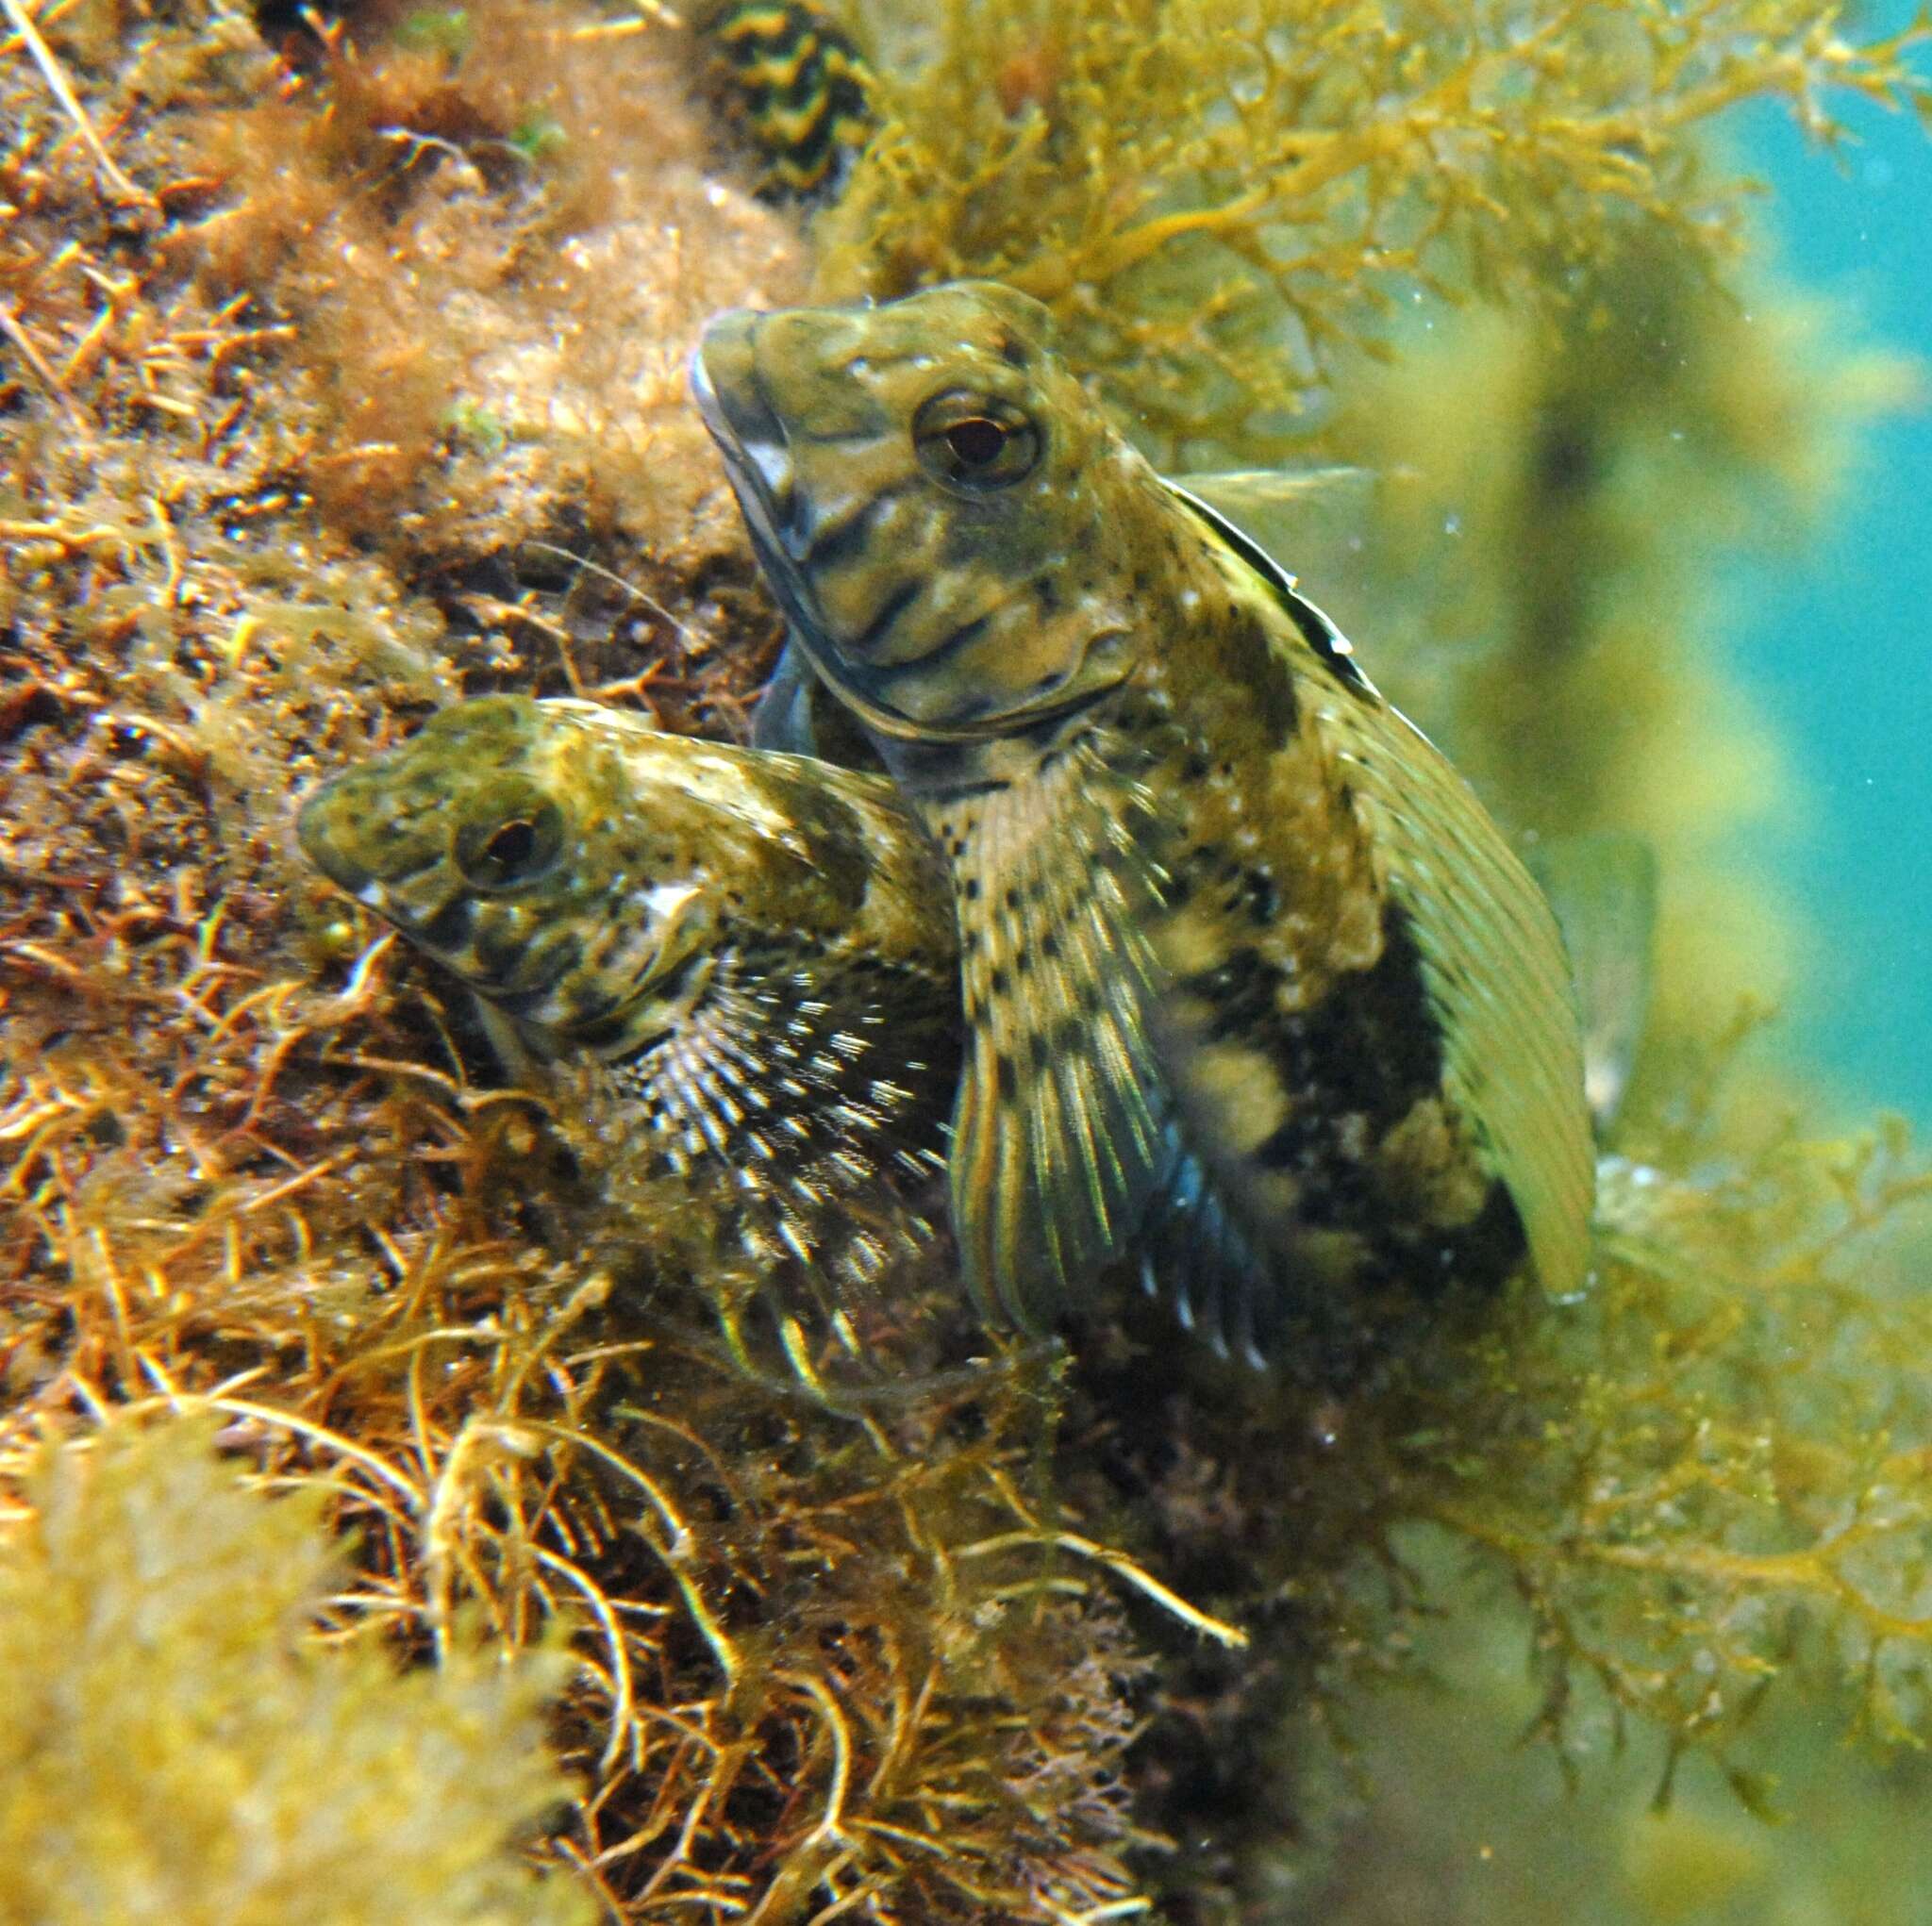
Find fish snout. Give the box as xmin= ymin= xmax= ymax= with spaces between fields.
xmin=295 ymin=785 xmax=378 ymax=900
xmin=294 ymin=772 xmax=451 ymax=912
xmin=691 ymin=311 xmax=784 ymax=458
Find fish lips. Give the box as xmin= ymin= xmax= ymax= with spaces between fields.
xmin=690 ymin=319 xmax=821 ymax=617
xmin=691 ymin=320 xmax=908 ymax=735
xmin=690 ymin=312 xmax=784 ymax=465
xmin=690 ymin=312 xmax=810 ymax=570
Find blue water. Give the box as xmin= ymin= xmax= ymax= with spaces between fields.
xmin=1731 ymin=27 xmax=1932 ymax=1126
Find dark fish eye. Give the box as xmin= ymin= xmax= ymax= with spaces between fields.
xmin=913 ymin=389 xmax=1041 ymax=493
xmin=946 ymin=417 xmax=1008 ymax=466
xmin=454 ymin=791 xmax=565 ymax=891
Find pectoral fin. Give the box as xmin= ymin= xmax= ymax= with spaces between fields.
xmin=941 ymin=739 xmax=1173 ymax=1332
xmin=753 ymin=631 xmax=891 ymax=774
xmin=749 ymin=635 xmax=822 ymax=755
xmin=1526 ymin=831 xmax=1657 ymax=1133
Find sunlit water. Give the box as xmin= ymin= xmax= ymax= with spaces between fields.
xmin=1733 ymin=9 xmax=1932 ymax=1128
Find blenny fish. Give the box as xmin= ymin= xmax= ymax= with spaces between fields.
xmin=692 ymin=0 xmax=875 ymax=201
xmin=296 ymin=695 xmax=958 ymax=1295
xmin=692 ymin=281 xmax=1595 ymax=1366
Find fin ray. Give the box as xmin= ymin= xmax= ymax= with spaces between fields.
xmin=1306 ymin=674 xmax=1595 ymax=1300
xmin=947 ymin=739 xmax=1170 ymax=1329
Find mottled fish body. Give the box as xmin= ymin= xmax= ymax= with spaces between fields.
xmin=693 ymin=282 xmax=1594 ymax=1368
xmin=694 ymin=0 xmax=875 ymax=201
xmin=296 ymin=695 xmax=959 ymax=1292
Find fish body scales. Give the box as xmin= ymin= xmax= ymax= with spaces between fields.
xmin=693 ymin=280 xmax=1594 ymax=1368
xmin=297 ymin=696 xmax=958 ymax=1293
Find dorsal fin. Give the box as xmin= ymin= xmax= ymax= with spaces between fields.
xmin=1160 ymin=477 xmax=1380 ymax=699
xmin=1306 ymin=683 xmax=1595 ymax=1302
xmin=1172 ymin=462 xmax=1376 ymax=566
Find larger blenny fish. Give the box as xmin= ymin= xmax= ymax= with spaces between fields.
xmin=692 ymin=281 xmax=1595 ymax=1365
xmin=296 ymin=696 xmax=959 ymax=1293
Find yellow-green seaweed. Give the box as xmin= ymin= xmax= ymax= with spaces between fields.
xmin=0 ymin=1415 xmax=593 ymax=1926
xmin=826 ymin=0 xmax=1931 ymax=464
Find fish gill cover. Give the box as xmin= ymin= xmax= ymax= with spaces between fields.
xmin=1 ymin=1 xmax=1930 ymax=1921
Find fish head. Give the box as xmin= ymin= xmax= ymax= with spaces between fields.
xmin=692 ymin=279 xmax=1155 ymax=739
xmin=296 ymin=696 xmax=726 ymax=1046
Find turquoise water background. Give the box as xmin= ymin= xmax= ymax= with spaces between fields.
xmin=1734 ymin=16 xmax=1931 ymax=1126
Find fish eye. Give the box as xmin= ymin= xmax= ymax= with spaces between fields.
xmin=454 ymin=790 xmax=565 ymax=891
xmin=913 ymin=390 xmax=1041 ymax=493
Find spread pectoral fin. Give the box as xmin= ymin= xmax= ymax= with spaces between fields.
xmin=940 ymin=740 xmax=1174 ymax=1332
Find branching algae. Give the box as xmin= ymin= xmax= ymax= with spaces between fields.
xmin=824 ymin=0 xmax=1932 ymax=464
xmin=3 ymin=0 xmax=1931 ymax=1921
xmin=0 ymin=1416 xmax=592 ymax=1926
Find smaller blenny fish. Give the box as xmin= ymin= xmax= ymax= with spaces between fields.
xmin=694 ymin=281 xmax=1596 ymax=1370
xmin=692 ymin=0 xmax=875 ymax=201
xmin=296 ymin=695 xmax=959 ymax=1297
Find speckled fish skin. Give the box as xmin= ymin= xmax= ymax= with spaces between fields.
xmin=694 ymin=0 xmax=875 ymax=201
xmin=296 ymin=695 xmax=959 ymax=1287
xmin=692 ymin=281 xmax=1594 ymax=1367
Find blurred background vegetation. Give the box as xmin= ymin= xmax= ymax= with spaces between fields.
xmin=1725 ymin=0 xmax=1932 ymax=1132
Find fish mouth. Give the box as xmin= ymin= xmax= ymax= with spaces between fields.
xmin=691 ymin=317 xmax=839 ymax=646
xmin=693 ymin=325 xmax=937 ymax=739
xmin=690 ymin=314 xmax=793 ymax=504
